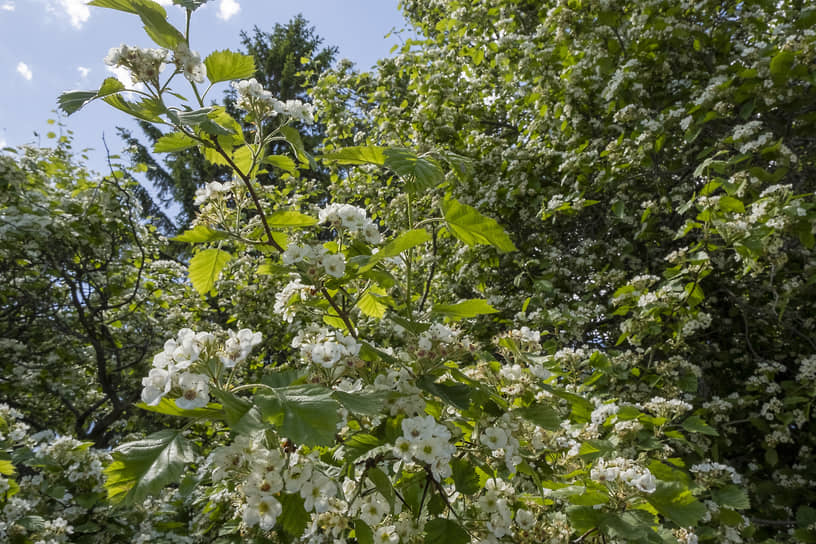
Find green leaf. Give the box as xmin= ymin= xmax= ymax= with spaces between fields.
xmin=358 ymin=229 xmax=431 ymax=273
xmin=769 ymin=50 xmax=795 ymax=82
xmin=104 ymin=430 xmax=195 ymax=505
xmin=384 ymin=147 xmax=444 ymax=193
xmin=189 ymin=248 xmax=232 ymax=296
xmin=265 ymin=210 xmax=317 ymax=228
xmin=209 ymin=389 xmax=252 ymax=426
xmin=57 ymin=90 xmax=98 ymax=115
xmin=153 ymin=132 xmax=198 ymax=153
xmin=424 ymin=518 xmax=469 ymax=544
xmin=356 ymin=290 xmax=389 ymax=318
xmin=176 ymin=107 xmax=215 ymax=125
xmin=172 ymin=225 xmax=230 ymax=243
xmin=204 ymin=50 xmax=257 ymax=84
xmin=355 ymin=520 xmax=375 ymax=544
xmin=367 ymin=467 xmax=395 ymax=509
xmin=712 ymin=485 xmax=751 ymax=510
xmin=416 ymin=375 xmax=471 ymax=410
xmin=320 ymin=146 xmax=386 ymax=165
xmin=90 ymin=0 xmax=184 ymax=48
xmin=343 ymin=433 xmax=382 ymax=461
xmin=332 ymin=390 xmax=391 ymax=416
xmin=451 ymin=457 xmax=480 ymax=494
xmin=718 ymin=195 xmax=745 ymax=213
xmin=441 ymin=197 xmax=516 ymax=252
xmin=646 ymin=481 xmax=707 ymax=526
xmin=135 ymin=398 xmax=223 ymax=419
xmin=515 ymin=403 xmax=561 ymax=430
xmin=104 ymin=94 xmax=164 ymax=122
xmin=263 ymin=155 xmax=298 ymax=176
xmin=680 ymin=415 xmax=719 ymax=436
xmin=0 ymin=459 xmax=15 ymax=476
xmin=280 ymin=493 xmax=309 ymax=537
xmin=255 ymin=385 xmax=340 ymax=447
xmin=431 ymin=299 xmax=498 ymax=320
xmin=60 ymin=79 xmax=124 ymax=116
xmin=280 ymin=126 xmax=315 ymax=168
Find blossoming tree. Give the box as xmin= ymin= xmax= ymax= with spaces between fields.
xmin=1 ymin=0 xmax=813 ymax=542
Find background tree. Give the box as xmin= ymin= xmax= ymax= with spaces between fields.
xmin=0 ymin=137 xmax=205 ymax=445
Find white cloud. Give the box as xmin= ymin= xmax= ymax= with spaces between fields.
xmin=16 ymin=61 xmax=32 ymax=81
xmin=54 ymin=0 xmax=90 ymax=29
xmin=217 ymin=0 xmax=240 ymax=21
xmin=0 ymin=2 xmax=15 ymax=12
xmin=77 ymin=66 xmax=90 ymax=79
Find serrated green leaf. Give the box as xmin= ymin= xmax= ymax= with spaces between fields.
xmin=280 ymin=493 xmax=309 ymax=537
xmin=332 ymin=390 xmax=391 ymax=415
xmin=432 ymin=298 xmax=498 ymax=320
xmin=416 ymin=375 xmax=471 ymax=410
xmin=359 ymin=229 xmax=431 ymax=273
xmin=104 ymin=94 xmax=165 ymax=122
xmin=255 ymin=385 xmax=340 ymax=447
xmin=320 ymin=146 xmax=386 ymax=165
xmin=98 ymin=77 xmax=125 ymax=97
xmin=441 ymin=197 xmax=516 ymax=252
xmin=712 ymin=485 xmax=750 ymax=510
xmin=204 ymin=49 xmax=256 ymax=84
xmin=515 ymin=403 xmax=561 ymax=430
xmin=356 ymin=290 xmax=389 ymax=318
xmin=172 ymin=225 xmax=230 ymax=243
xmin=58 ymin=91 xmax=99 ymax=115
xmin=90 ymin=0 xmax=183 ymax=48
xmin=451 ymin=457 xmax=480 ymax=494
xmin=265 ymin=210 xmax=317 ymax=228
xmin=189 ymin=248 xmax=232 ymax=296
xmin=154 ymin=132 xmax=198 ymax=153
xmin=344 ymin=433 xmax=382 ymax=461
xmin=680 ymin=415 xmax=719 ymax=436
xmin=384 ymin=147 xmax=444 ymax=192
xmin=104 ymin=430 xmax=195 ymax=505
xmin=424 ymin=518 xmax=469 ymax=544
xmin=135 ymin=398 xmax=223 ymax=419
xmin=647 ymin=481 xmax=707 ymax=526
xmin=263 ymin=154 xmax=298 ymax=175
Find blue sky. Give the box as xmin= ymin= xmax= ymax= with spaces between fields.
xmin=0 ymin=0 xmax=405 ymax=172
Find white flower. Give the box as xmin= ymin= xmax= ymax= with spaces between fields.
xmin=481 ymin=427 xmax=508 ymax=450
xmin=141 ymin=367 xmax=173 ymax=406
xmin=515 ymin=508 xmax=535 ymax=530
xmin=175 ymin=372 xmax=209 ymax=410
xmin=632 ymin=472 xmax=657 ymax=494
xmin=243 ymin=494 xmax=282 ymax=530
xmin=300 ymin=472 xmax=334 ymax=513
xmin=322 ymin=253 xmax=346 ymax=278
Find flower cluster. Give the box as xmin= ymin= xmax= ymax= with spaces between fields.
xmin=104 ymin=44 xmax=168 ymax=84
xmin=281 ymin=243 xmax=346 ymax=278
xmin=141 ymin=327 xmax=262 ymax=409
xmin=318 ymin=203 xmax=382 ymax=243
xmin=193 ymin=180 xmax=233 ymax=206
xmin=393 ymin=415 xmax=456 ymax=480
xmin=590 ymin=457 xmax=657 ymax=494
xmin=173 ymin=42 xmax=206 ymax=83
xmin=231 ymin=78 xmax=315 ymax=124
xmin=292 ymin=324 xmax=361 ymax=371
